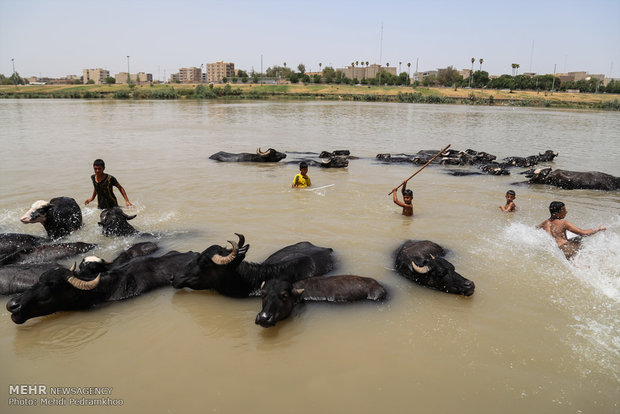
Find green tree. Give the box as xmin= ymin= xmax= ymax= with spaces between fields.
xmin=87 ymin=79 xmax=95 ymax=84
xmin=472 ymin=70 xmax=489 ymax=88
xmin=105 ymin=77 xmax=116 ymax=85
xmin=437 ymin=66 xmax=462 ymax=86
xmin=297 ymin=63 xmax=305 ymax=74
xmin=322 ymin=66 xmax=336 ymax=83
xmin=237 ymin=70 xmax=248 ymax=78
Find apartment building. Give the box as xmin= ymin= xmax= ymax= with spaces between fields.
xmin=206 ymin=61 xmax=235 ymax=83
xmin=115 ymin=72 xmax=153 ymax=84
xmin=83 ymin=68 xmax=110 ymax=84
xmin=178 ymin=67 xmax=202 ymax=83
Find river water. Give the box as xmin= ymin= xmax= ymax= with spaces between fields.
xmin=1 ymin=99 xmax=619 ymax=413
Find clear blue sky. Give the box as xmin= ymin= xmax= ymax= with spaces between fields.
xmin=1 ymin=0 xmax=619 ymax=80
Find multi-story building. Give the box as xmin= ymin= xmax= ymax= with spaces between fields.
xmin=341 ymin=64 xmax=396 ymax=80
xmin=83 ymin=68 xmax=110 ymax=84
xmin=206 ymin=61 xmax=235 ymax=83
xmin=115 ymin=72 xmax=153 ymax=84
xmin=178 ymin=67 xmax=202 ymax=83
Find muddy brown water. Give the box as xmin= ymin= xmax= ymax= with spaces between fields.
xmin=1 ymin=100 xmax=619 ymax=413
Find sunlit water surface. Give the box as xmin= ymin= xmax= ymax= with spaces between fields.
xmin=1 ymin=100 xmax=619 ymax=413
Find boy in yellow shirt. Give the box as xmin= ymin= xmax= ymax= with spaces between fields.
xmin=292 ymin=162 xmax=311 ymax=188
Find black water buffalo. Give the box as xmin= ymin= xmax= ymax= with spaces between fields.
xmin=375 ymin=153 xmax=415 ymax=163
xmin=98 ymin=207 xmax=139 ymax=236
xmin=20 ymin=197 xmax=82 ymax=239
xmin=394 ymin=240 xmax=475 ymax=296
xmin=503 ymin=150 xmax=558 ymax=168
xmin=255 ymin=275 xmax=387 ymax=327
xmin=172 ymin=234 xmax=335 ymax=297
xmin=524 ymin=167 xmax=620 ymax=190
xmin=0 ymin=242 xmax=96 ymax=265
xmin=0 ymin=263 xmax=60 ymax=295
xmin=0 ymin=233 xmax=46 ymax=259
xmin=76 ymin=241 xmax=159 ymax=277
xmin=6 ymin=250 xmax=197 ymax=324
xmin=209 ymin=148 xmax=287 ymax=162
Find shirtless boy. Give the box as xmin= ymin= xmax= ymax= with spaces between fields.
xmin=499 ymin=190 xmax=516 ymax=212
xmin=536 ymin=201 xmax=606 ymax=258
xmin=392 ymin=181 xmax=413 ymax=216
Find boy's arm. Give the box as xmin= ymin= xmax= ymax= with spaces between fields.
xmin=292 ymin=175 xmax=299 ymax=188
xmin=401 ymin=181 xmax=407 ymax=195
xmin=115 ymin=183 xmax=133 ymax=207
xmin=85 ymin=189 xmax=97 ymax=205
xmin=393 ymin=189 xmax=406 ymax=207
xmin=564 ymin=221 xmax=605 ymax=237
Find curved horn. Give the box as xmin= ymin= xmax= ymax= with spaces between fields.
xmin=256 ymin=148 xmax=271 ymax=156
xmin=69 ymin=262 xmax=77 ymax=273
xmin=67 ymin=273 xmax=101 ymax=290
xmin=234 ymin=233 xmax=245 ymax=248
xmin=211 ymin=240 xmax=239 ymax=265
xmin=411 ymin=259 xmax=430 ymax=274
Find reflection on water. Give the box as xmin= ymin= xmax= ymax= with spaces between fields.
xmin=1 ymin=100 xmax=619 ymax=413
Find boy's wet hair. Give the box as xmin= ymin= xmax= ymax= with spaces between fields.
xmin=93 ymin=159 xmax=105 ymax=168
xmin=403 ymin=189 xmax=413 ymax=197
xmin=299 ymin=162 xmax=308 ymax=170
xmin=549 ymin=201 xmax=565 ymax=215
xmin=506 ymin=190 xmax=516 ymax=196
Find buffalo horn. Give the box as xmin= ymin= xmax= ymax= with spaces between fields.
xmin=211 ymin=240 xmax=239 ymax=265
xmin=234 ymin=233 xmax=245 ymax=248
xmin=67 ymin=273 xmax=101 ymax=290
xmin=411 ymin=259 xmax=430 ymax=274
xmin=69 ymin=262 xmax=77 ymax=273
xmin=256 ymin=148 xmax=271 ymax=156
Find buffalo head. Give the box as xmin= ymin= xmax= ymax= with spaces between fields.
xmin=255 ymin=279 xmax=304 ymax=327
xmin=6 ymin=266 xmax=101 ymax=324
xmin=395 ymin=240 xmax=475 ymax=296
xmin=171 ymin=233 xmax=249 ymax=290
xmin=256 ymin=148 xmax=287 ymax=162
xmin=98 ymin=207 xmax=137 ymax=236
xmin=525 ymin=167 xmax=552 ymax=182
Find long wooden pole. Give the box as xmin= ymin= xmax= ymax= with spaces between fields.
xmin=388 ymin=144 xmax=451 ymax=195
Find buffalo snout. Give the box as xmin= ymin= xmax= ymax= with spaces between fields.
xmin=255 ymin=311 xmax=276 ymax=327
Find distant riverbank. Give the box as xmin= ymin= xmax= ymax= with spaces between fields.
xmin=1 ymin=83 xmax=619 ymax=110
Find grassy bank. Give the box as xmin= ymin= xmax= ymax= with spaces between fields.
xmin=1 ymin=83 xmax=619 ymax=110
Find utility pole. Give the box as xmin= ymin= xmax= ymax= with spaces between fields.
xmin=551 ymin=64 xmax=556 ymax=94
xmin=11 ymin=58 xmax=16 ymax=86
xmin=127 ymin=56 xmax=131 ymax=84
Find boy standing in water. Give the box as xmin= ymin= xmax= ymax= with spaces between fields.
xmin=292 ymin=161 xmax=311 ymax=188
xmin=392 ymin=181 xmax=413 ymax=216
xmin=536 ymin=201 xmax=606 ymax=259
xmin=499 ymin=190 xmax=516 ymax=212
xmin=85 ymin=159 xmax=133 ymax=209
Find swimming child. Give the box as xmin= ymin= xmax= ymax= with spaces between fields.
xmin=292 ymin=161 xmax=311 ymax=188
xmin=499 ymin=190 xmax=516 ymax=212
xmin=536 ymin=201 xmax=606 ymax=259
xmin=392 ymin=181 xmax=413 ymax=216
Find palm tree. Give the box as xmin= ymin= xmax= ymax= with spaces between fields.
xmin=365 ymin=61 xmax=369 ymax=67
xmin=319 ymin=62 xmax=322 ymax=72
xmin=399 ymin=61 xmax=402 ymax=73
xmin=407 ymin=62 xmax=411 ymax=80
xmin=516 ymin=63 xmax=520 ymax=75
xmin=479 ymin=58 xmax=484 ymax=72
xmin=470 ymin=57 xmax=475 ymax=88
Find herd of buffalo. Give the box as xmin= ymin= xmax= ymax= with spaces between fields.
xmin=2 ymin=147 xmax=619 ymax=327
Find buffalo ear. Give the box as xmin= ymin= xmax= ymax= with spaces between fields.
xmin=260 ymin=281 xmax=265 ymax=289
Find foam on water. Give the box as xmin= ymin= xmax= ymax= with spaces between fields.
xmin=499 ymin=218 xmax=620 ymax=381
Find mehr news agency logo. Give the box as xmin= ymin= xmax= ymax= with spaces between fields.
xmin=8 ymin=384 xmax=123 ymax=407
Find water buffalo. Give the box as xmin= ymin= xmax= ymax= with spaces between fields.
xmin=98 ymin=207 xmax=139 ymax=236
xmin=0 ymin=242 xmax=96 ymax=265
xmin=20 ymin=197 xmax=82 ymax=239
xmin=525 ymin=167 xmax=620 ymax=190
xmin=76 ymin=241 xmax=159 ymax=277
xmin=255 ymin=275 xmax=387 ymax=327
xmin=0 ymin=263 xmax=60 ymax=295
xmin=209 ymin=148 xmax=287 ymax=162
xmin=394 ymin=240 xmax=475 ymax=296
xmin=172 ymin=234 xmax=335 ymax=297
xmin=503 ymin=150 xmax=558 ymax=168
xmin=6 ymin=250 xmax=197 ymax=324
xmin=375 ymin=153 xmax=415 ymax=163
xmin=0 ymin=233 xmax=46 ymax=259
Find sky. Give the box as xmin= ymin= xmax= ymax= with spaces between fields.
xmin=1 ymin=0 xmax=619 ymax=80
